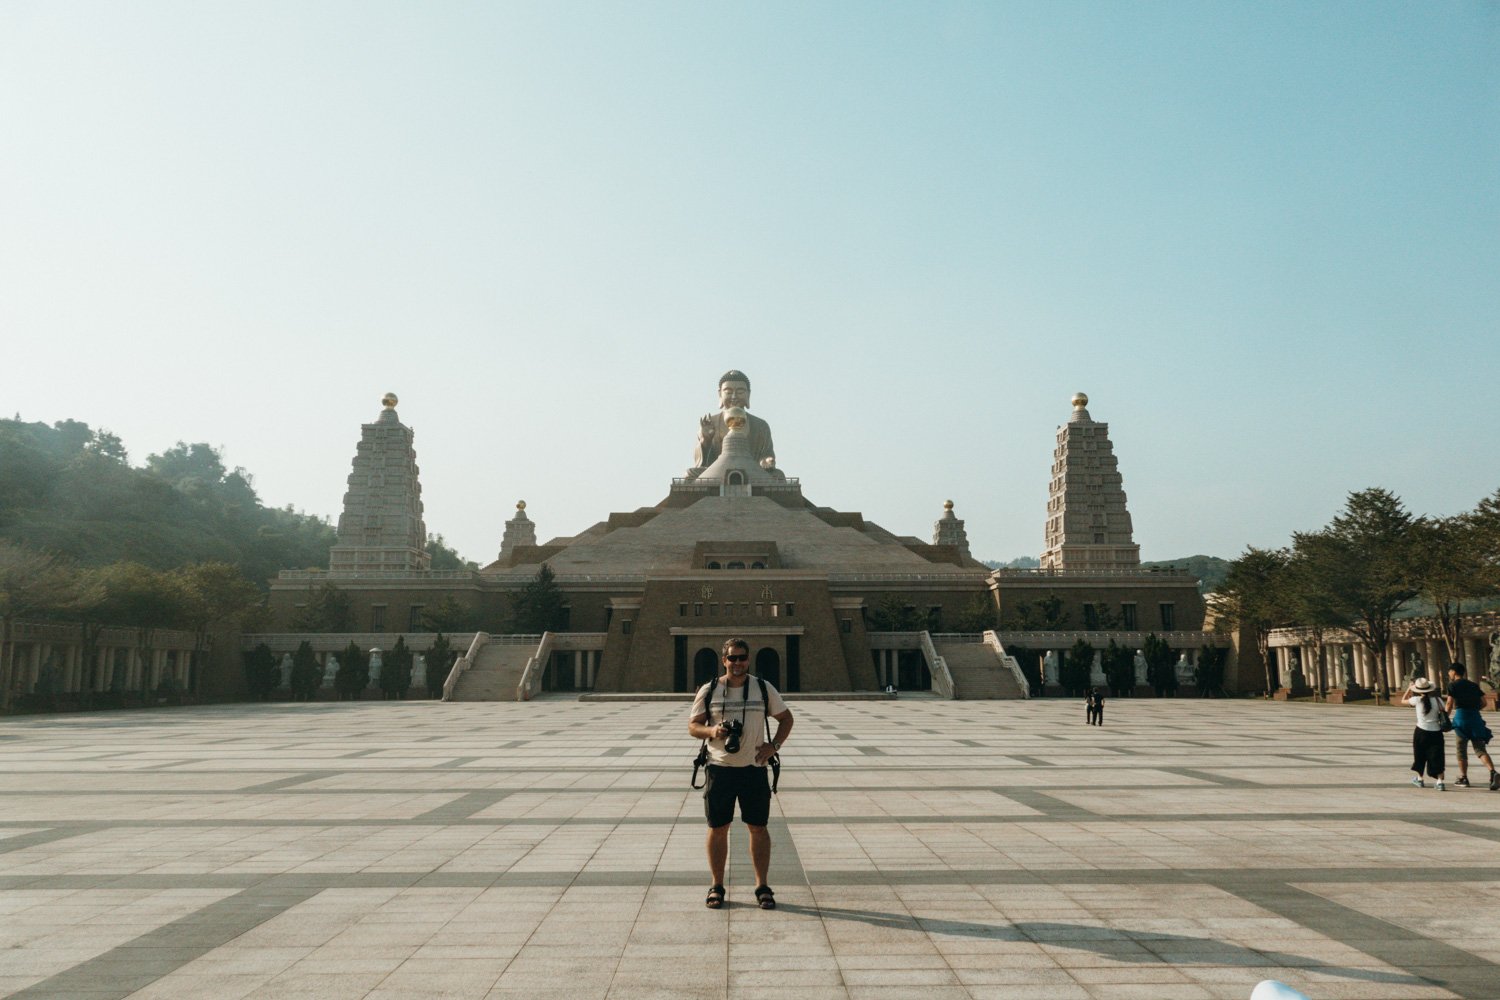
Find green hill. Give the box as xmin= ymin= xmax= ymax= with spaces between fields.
xmin=0 ymin=418 xmax=341 ymax=586
xmin=1141 ymin=555 xmax=1230 ymax=592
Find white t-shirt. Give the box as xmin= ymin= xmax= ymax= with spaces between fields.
xmin=1407 ymin=694 xmax=1444 ymax=732
xmin=692 ymin=676 xmax=788 ymax=767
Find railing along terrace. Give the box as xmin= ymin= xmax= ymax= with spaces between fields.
xmin=988 ymin=567 xmax=1195 ymax=578
xmin=516 ymin=632 xmax=554 ymax=701
xmin=995 ymin=630 xmax=1219 ymax=647
xmin=442 ymin=632 xmax=489 ymax=702
xmin=828 ymin=572 xmax=988 ymax=583
xmin=1266 ymin=609 xmax=1500 ymax=646
xmin=277 ymin=569 xmax=477 ymax=581
xmin=917 ymin=631 xmax=954 ymax=699
xmin=984 ymin=630 xmax=1032 ymax=698
xmin=243 ymin=632 xmax=479 ymax=653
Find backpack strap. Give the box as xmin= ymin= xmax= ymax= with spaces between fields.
xmin=691 ymin=677 xmax=718 ymax=790
xmin=759 ymin=677 xmax=780 ymax=795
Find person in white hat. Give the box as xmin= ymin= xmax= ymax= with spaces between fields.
xmin=1403 ymin=677 xmax=1447 ymax=790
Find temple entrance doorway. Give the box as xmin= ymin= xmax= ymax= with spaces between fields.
xmin=693 ymin=648 xmax=719 ymax=688
xmin=755 ymin=647 xmax=780 ymax=689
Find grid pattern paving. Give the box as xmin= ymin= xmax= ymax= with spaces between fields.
xmin=1 ymin=697 xmax=1497 ymax=999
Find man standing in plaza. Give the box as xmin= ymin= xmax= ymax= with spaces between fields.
xmin=689 ymin=637 xmax=794 ymax=909
xmin=1446 ymin=662 xmax=1498 ymax=790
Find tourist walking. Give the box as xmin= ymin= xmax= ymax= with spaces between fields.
xmin=1445 ymin=663 xmax=1498 ymax=790
xmin=1403 ymin=677 xmax=1445 ymax=790
xmin=688 ymin=637 xmax=794 ymax=909
xmin=1085 ymin=687 xmax=1104 ymax=726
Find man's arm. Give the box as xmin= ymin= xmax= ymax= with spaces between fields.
xmin=690 ymin=713 xmax=725 ymax=742
xmin=754 ymin=709 xmax=793 ymax=764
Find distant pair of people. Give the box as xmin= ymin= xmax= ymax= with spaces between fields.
xmin=1404 ymin=663 xmax=1497 ymax=791
xmin=1084 ymin=687 xmax=1104 ymax=726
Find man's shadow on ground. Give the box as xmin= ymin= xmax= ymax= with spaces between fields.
xmin=768 ymin=905 xmax=1425 ymax=988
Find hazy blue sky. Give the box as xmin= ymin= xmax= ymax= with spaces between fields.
xmin=3 ymin=2 xmax=1496 ymax=566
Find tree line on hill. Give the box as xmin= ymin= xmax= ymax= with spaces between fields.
xmin=0 ymin=416 xmax=476 ymax=635
xmin=1214 ymin=487 xmax=1500 ymax=698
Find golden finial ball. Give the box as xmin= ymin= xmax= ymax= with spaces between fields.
xmin=517 ymin=500 xmax=526 ymax=511
xmin=944 ymin=500 xmax=954 ymax=510
xmin=1072 ymin=392 xmax=1088 ymax=409
xmin=382 ymin=392 xmax=399 ymax=409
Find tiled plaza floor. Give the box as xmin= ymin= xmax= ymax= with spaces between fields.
xmin=1 ymin=697 xmax=1497 ymax=999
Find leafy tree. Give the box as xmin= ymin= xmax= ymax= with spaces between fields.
xmin=425 ymin=633 xmax=456 ymax=697
xmin=290 ymin=641 xmax=322 ymax=700
xmin=868 ymin=595 xmax=925 ymax=632
xmin=1061 ymin=639 xmax=1094 ymax=696
xmin=242 ymin=643 xmax=277 ymax=700
xmin=176 ymin=561 xmax=266 ymax=647
xmin=1195 ymin=645 xmax=1228 ymax=697
xmin=380 ymin=636 xmax=413 ymax=699
xmin=1142 ymin=633 xmax=1177 ymax=696
xmin=1407 ymin=514 xmax=1486 ymax=662
xmin=1084 ymin=602 xmax=1119 ymax=632
xmin=1280 ymin=538 xmax=1350 ymax=694
xmin=1000 ymin=592 xmax=1071 ymax=631
xmin=288 ymin=582 xmax=354 ymax=633
xmin=950 ymin=594 xmax=997 ymax=633
xmin=1101 ymin=641 xmax=1135 ymax=696
xmin=509 ymin=564 xmax=569 ymax=633
xmin=335 ymin=642 xmax=368 ymax=700
xmin=422 ymin=595 xmax=482 ymax=633
xmin=1295 ymin=489 xmax=1418 ymax=702
xmin=1215 ymin=546 xmax=1293 ymax=696
xmin=426 ymin=534 xmax=477 ymax=571
xmin=0 ymin=542 xmax=94 ymax=709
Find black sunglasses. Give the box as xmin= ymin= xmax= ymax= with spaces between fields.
xmin=725 ymin=654 xmax=749 ymax=662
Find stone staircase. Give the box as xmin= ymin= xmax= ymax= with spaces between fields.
xmin=448 ymin=641 xmax=539 ymax=701
xmin=935 ymin=641 xmax=1025 ymax=699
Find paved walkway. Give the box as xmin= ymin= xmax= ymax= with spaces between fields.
xmin=0 ymin=697 xmax=1496 ymax=999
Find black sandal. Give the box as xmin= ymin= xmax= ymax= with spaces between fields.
xmin=705 ymin=885 xmax=725 ymax=909
xmin=754 ymin=885 xmax=775 ymax=910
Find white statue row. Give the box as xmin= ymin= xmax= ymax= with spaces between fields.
xmin=275 ymin=648 xmax=425 ymax=690
xmin=1040 ymin=649 xmax=1194 ymax=687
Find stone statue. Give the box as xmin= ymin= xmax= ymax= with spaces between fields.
xmin=1486 ymin=632 xmax=1500 ymax=690
xmin=367 ymin=649 xmax=383 ymax=689
xmin=1338 ymin=648 xmax=1353 ymax=689
xmin=1042 ymin=649 xmax=1059 ymax=687
xmin=1406 ymin=649 xmax=1424 ymax=685
xmin=1174 ymin=653 xmax=1193 ymax=683
xmin=322 ymin=655 xmax=339 ymax=688
xmin=1133 ymin=650 xmax=1148 ymax=686
xmin=689 ymin=370 xmax=778 ymax=478
xmin=279 ymin=653 xmax=294 ymax=690
xmin=1088 ymin=652 xmax=1106 ymax=687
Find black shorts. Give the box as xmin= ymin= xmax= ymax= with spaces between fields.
xmin=703 ymin=764 xmax=771 ymax=828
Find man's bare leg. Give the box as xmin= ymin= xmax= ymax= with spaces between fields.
xmin=747 ymin=824 xmax=771 ymax=887
xmin=707 ymin=824 xmax=730 ymax=886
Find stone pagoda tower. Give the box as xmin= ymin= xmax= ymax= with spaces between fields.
xmin=329 ymin=393 xmax=431 ymax=573
xmin=498 ymin=501 xmax=537 ymax=561
xmin=932 ymin=500 xmax=971 ymax=559
xmin=1039 ymin=393 xmax=1140 ymax=571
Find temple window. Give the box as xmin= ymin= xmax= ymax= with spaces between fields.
xmin=694 ymin=603 xmax=703 ymax=616
xmin=371 ymin=605 xmax=386 ymax=631
xmin=1159 ymin=603 xmax=1176 ymax=630
xmin=679 ymin=603 xmax=688 ymax=616
xmin=727 ymin=561 xmax=745 ymax=570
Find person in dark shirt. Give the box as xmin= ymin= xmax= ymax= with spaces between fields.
xmin=1085 ymin=687 xmax=1104 ymax=726
xmin=1445 ymin=663 xmax=1497 ymax=790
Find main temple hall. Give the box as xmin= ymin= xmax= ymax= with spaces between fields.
xmin=265 ymin=372 xmax=1209 ymax=698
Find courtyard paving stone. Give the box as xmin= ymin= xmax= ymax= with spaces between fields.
xmin=0 ymin=698 xmax=1497 ymax=998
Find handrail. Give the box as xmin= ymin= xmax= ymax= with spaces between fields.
xmin=918 ymin=631 xmax=955 ymax=700
xmin=995 ymin=630 xmax=1213 ymax=646
xmin=516 ymin=632 xmax=555 ymax=702
xmin=984 ymin=630 xmax=1031 ymax=698
xmin=442 ymin=632 xmax=489 ymax=702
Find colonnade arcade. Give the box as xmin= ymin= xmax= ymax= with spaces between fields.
xmin=1 ymin=621 xmax=202 ymax=704
xmin=1267 ymin=617 xmax=1498 ymax=694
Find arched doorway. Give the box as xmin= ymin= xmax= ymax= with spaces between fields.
xmin=755 ymin=648 xmax=780 ymax=689
xmin=693 ymin=647 xmax=719 ymax=689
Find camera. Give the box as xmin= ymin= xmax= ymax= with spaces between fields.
xmin=722 ymin=719 xmax=744 ymax=754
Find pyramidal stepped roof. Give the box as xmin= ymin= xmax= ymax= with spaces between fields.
xmin=1039 ymin=393 xmax=1140 ymax=571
